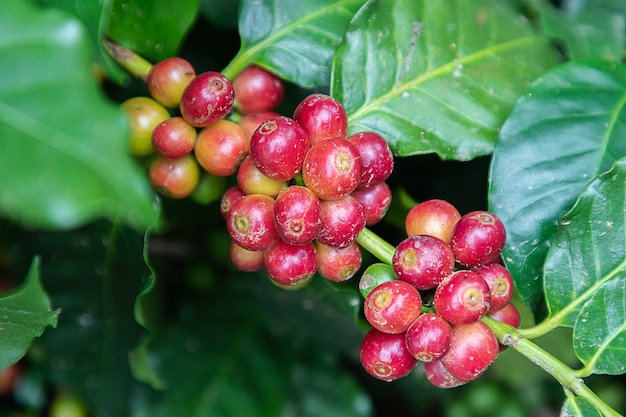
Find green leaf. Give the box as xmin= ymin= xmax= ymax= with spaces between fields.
xmin=199 ymin=0 xmax=240 ymax=28
xmin=106 ymin=0 xmax=201 ymax=62
xmin=32 ymin=0 xmax=127 ymax=82
xmin=331 ymin=0 xmax=559 ymax=159
xmin=534 ymin=1 xmax=626 ymax=62
xmin=0 ymin=0 xmax=158 ymax=231
xmin=222 ymin=0 xmax=366 ymax=88
xmin=540 ymin=159 xmax=626 ymax=375
xmin=15 ymin=221 xmax=153 ymax=416
xmin=561 ymin=396 xmax=602 ymax=417
xmin=0 ymin=257 xmax=60 ymax=370
xmin=489 ymin=60 xmax=626 ymax=312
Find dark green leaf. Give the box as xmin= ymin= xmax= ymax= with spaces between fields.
xmin=0 ymin=258 xmax=59 ymax=370
xmin=106 ymin=0 xmax=201 ymax=62
xmin=534 ymin=1 xmax=625 ymax=62
xmin=15 ymin=221 xmax=152 ymax=417
xmin=541 ymin=159 xmax=626 ymax=375
xmin=331 ymin=0 xmax=559 ymax=159
xmin=489 ymin=60 xmax=626 ymax=312
xmin=561 ymin=396 xmax=602 ymax=417
xmin=32 ymin=0 xmax=127 ymax=82
xmin=199 ymin=0 xmax=240 ymax=28
xmin=222 ymin=0 xmax=366 ymax=88
xmin=0 ymin=1 xmax=158 ymax=231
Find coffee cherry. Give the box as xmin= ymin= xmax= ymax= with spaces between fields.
xmin=227 ymin=194 xmax=279 ymax=251
xmin=232 ymin=65 xmax=284 ymax=114
xmin=194 ymin=119 xmax=248 ymax=176
xmin=264 ymin=240 xmax=317 ymax=288
xmin=316 ymin=195 xmax=366 ymax=248
xmin=237 ymin=156 xmax=287 ymax=197
xmin=360 ymin=328 xmax=417 ymax=382
xmin=180 ymin=71 xmax=234 ymax=127
xmin=147 ymin=57 xmax=196 ymax=108
xmin=451 ymin=211 xmax=507 ymax=267
xmin=405 ymin=313 xmax=452 ymax=362
xmin=148 ymin=154 xmax=199 ymax=198
xmin=121 ymin=96 xmax=170 ymax=156
xmin=346 ymin=131 xmax=394 ymax=189
xmin=273 ymin=185 xmax=321 ymax=245
xmin=474 ymin=263 xmax=514 ymax=312
xmin=151 ymin=116 xmax=197 ymax=159
xmin=392 ymin=235 xmax=455 ymax=290
xmin=230 ymin=241 xmax=265 ymax=272
xmin=364 ymin=280 xmax=422 ymax=334
xmin=350 ymin=181 xmax=392 ymax=226
xmin=488 ymin=302 xmax=521 ymax=351
xmin=238 ymin=111 xmax=281 ymax=140
xmin=423 ymin=360 xmax=467 ymax=389
xmin=293 ymin=93 xmax=348 ymax=144
xmin=315 ymin=241 xmax=362 ymax=282
xmin=220 ymin=185 xmax=246 ymax=220
xmin=302 ymin=137 xmax=362 ymax=200
xmin=405 ymin=199 xmax=461 ymax=244
xmin=359 ymin=263 xmax=396 ymax=299
xmin=249 ymin=116 xmax=310 ymax=181
xmin=433 ymin=270 xmax=491 ymax=325
xmin=440 ymin=321 xmax=499 ymax=382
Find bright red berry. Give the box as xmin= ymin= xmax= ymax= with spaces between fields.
xmin=423 ymin=360 xmax=467 ymax=389
xmin=232 ymin=65 xmax=284 ymax=114
xmin=194 ymin=120 xmax=248 ymax=177
xmin=405 ymin=313 xmax=452 ymax=362
xmin=180 ymin=71 xmax=234 ymax=127
xmin=346 ymin=131 xmax=394 ymax=189
xmin=392 ymin=235 xmax=455 ymax=290
xmin=350 ymin=181 xmax=392 ymax=226
xmin=220 ymin=186 xmax=246 ymax=220
xmin=364 ymin=280 xmax=422 ymax=334
xmin=451 ymin=211 xmax=507 ymax=267
xmin=315 ymin=241 xmax=362 ymax=282
xmin=227 ymin=194 xmax=279 ymax=251
xmin=474 ymin=263 xmax=514 ymax=312
xmin=273 ymin=185 xmax=321 ymax=245
xmin=148 ymin=154 xmax=199 ymax=198
xmin=293 ymin=93 xmax=347 ymax=144
xmin=147 ymin=57 xmax=196 ymax=108
xmin=360 ymin=328 xmax=417 ymax=382
xmin=440 ymin=321 xmax=499 ymax=382
xmin=405 ymin=199 xmax=461 ymax=244
xmin=151 ymin=116 xmax=197 ymax=159
xmin=433 ymin=270 xmax=491 ymax=325
xmin=316 ymin=195 xmax=366 ymax=248
xmin=264 ymin=240 xmax=317 ymax=288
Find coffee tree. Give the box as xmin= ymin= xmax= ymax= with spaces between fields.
xmin=1 ymin=0 xmax=626 ymax=416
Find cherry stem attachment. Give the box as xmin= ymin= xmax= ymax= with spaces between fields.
xmin=483 ymin=315 xmax=622 ymax=417
xmin=104 ymin=39 xmax=153 ymax=81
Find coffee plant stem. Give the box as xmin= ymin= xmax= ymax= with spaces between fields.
xmin=104 ymin=39 xmax=153 ymax=81
xmin=355 ymin=227 xmax=396 ymax=265
xmin=483 ymin=315 xmax=623 ymax=417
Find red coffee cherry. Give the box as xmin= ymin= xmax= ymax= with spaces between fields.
xmin=316 ymin=195 xmax=366 ymax=248
xmin=151 ymin=116 xmax=197 ymax=159
xmin=180 ymin=71 xmax=234 ymax=127
xmin=405 ymin=199 xmax=461 ymax=244
xmin=364 ymin=280 xmax=422 ymax=334
xmin=346 ymin=131 xmax=394 ymax=189
xmin=220 ymin=185 xmax=246 ymax=220
xmin=232 ymin=65 xmax=284 ymax=114
xmin=229 ymin=241 xmax=265 ymax=272
xmin=238 ymin=111 xmax=281 ymax=140
xmin=423 ymin=360 xmax=467 ymax=389
xmin=474 ymin=263 xmax=514 ymax=312
xmin=273 ymin=185 xmax=321 ymax=245
xmin=350 ymin=181 xmax=392 ymax=226
xmin=148 ymin=154 xmax=199 ymax=199
xmin=315 ymin=240 xmax=362 ymax=282
xmin=264 ymin=240 xmax=317 ymax=288
xmin=360 ymin=328 xmax=417 ymax=382
xmin=194 ymin=120 xmax=248 ymax=177
xmin=147 ymin=57 xmax=196 ymax=108
xmin=440 ymin=321 xmax=499 ymax=382
xmin=302 ymin=137 xmax=362 ymax=200
xmin=227 ymin=194 xmax=279 ymax=251
xmin=392 ymin=235 xmax=455 ymax=290
xmin=451 ymin=210 xmax=507 ymax=267
xmin=433 ymin=270 xmax=491 ymax=326
xmin=249 ymin=116 xmax=310 ymax=181
xmin=405 ymin=313 xmax=452 ymax=362
xmin=293 ymin=93 xmax=348 ymax=144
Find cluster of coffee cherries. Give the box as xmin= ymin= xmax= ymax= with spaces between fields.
xmin=121 ymin=58 xmax=395 ymax=287
xmin=358 ymin=199 xmax=521 ymax=387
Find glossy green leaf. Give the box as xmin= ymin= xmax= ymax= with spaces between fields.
xmin=489 ymin=60 xmax=626 ymax=312
xmin=15 ymin=222 xmax=152 ymax=416
xmin=331 ymin=0 xmax=559 ymax=159
xmin=561 ymin=396 xmax=602 ymax=417
xmin=107 ymin=0 xmax=201 ymax=62
xmin=0 ymin=1 xmax=158 ymax=231
xmin=222 ymin=0 xmax=366 ymax=88
xmin=0 ymin=258 xmax=59 ymax=370
xmin=541 ymin=159 xmax=626 ymax=375
xmin=32 ymin=0 xmax=127 ymax=82
xmin=535 ymin=1 xmax=625 ymax=61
